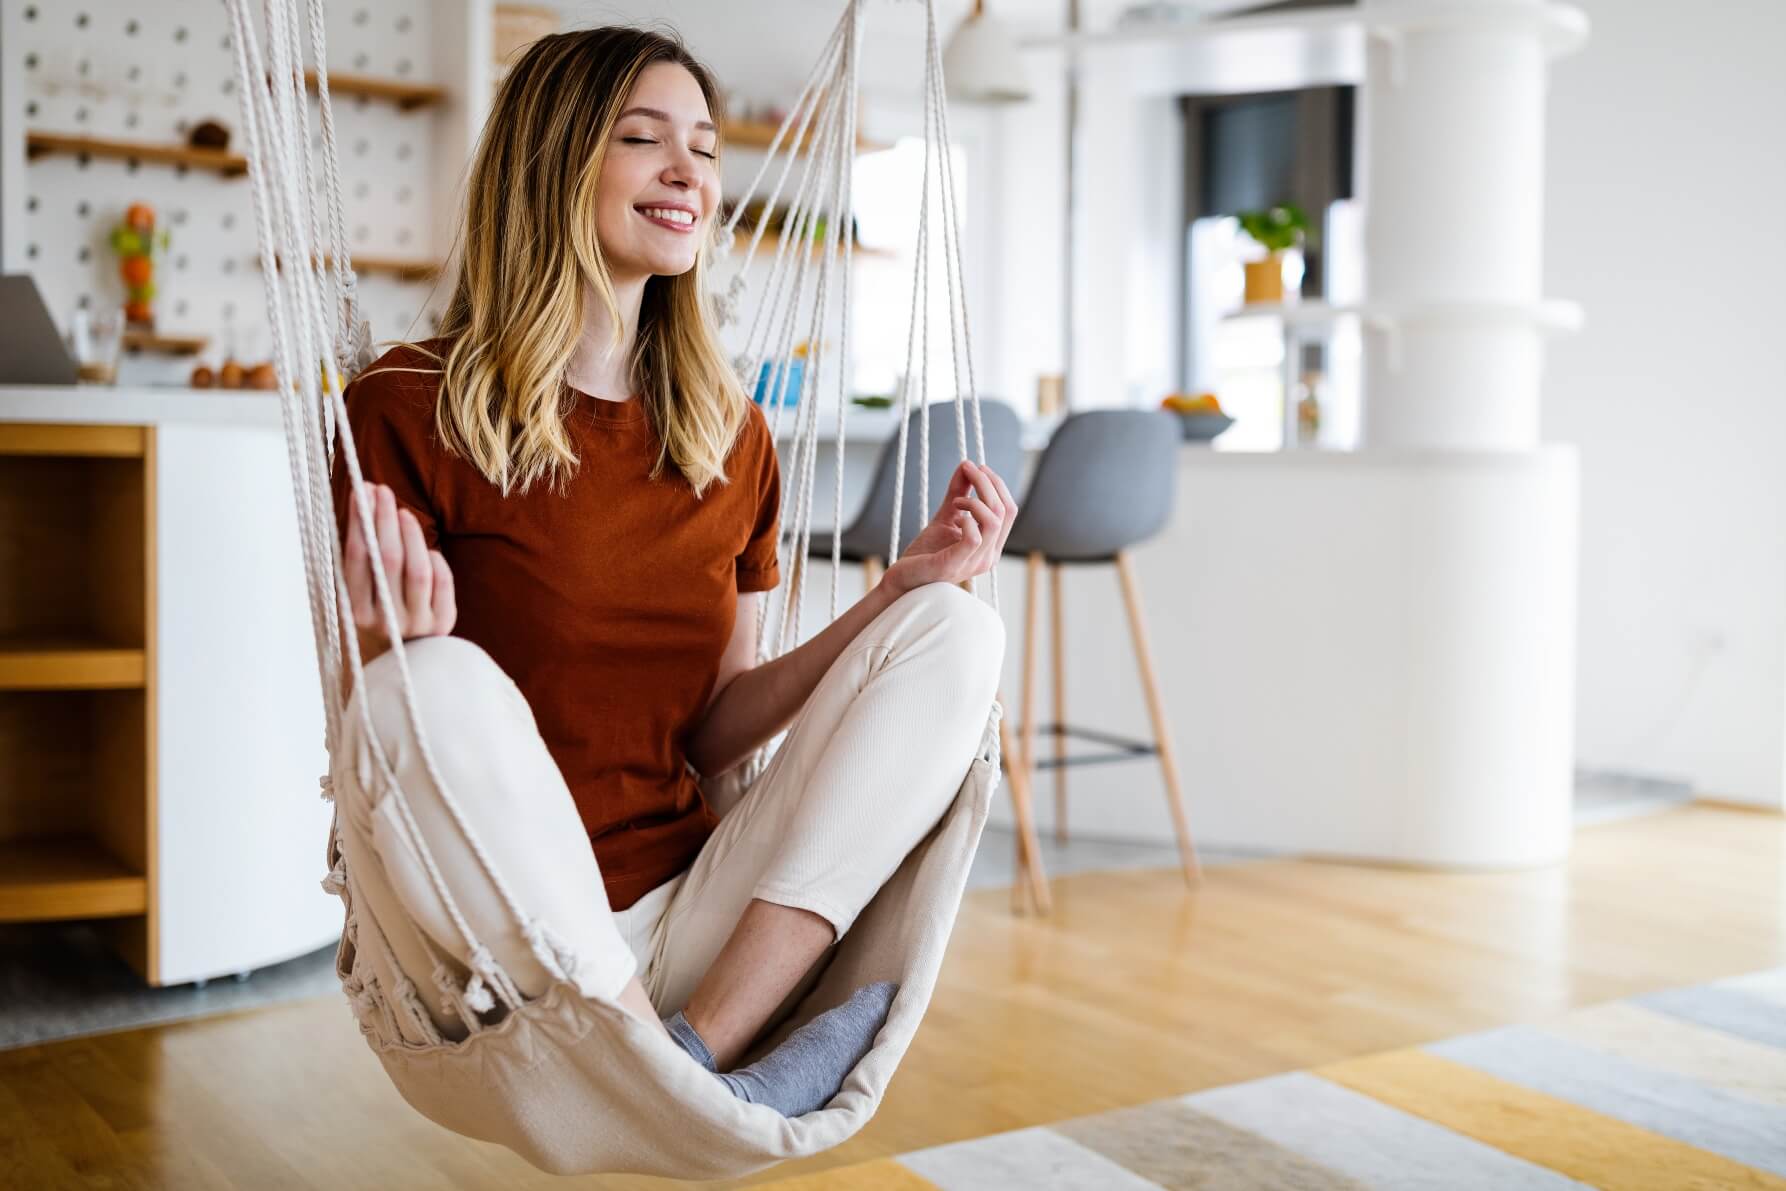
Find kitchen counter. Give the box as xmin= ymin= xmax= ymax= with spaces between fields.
xmin=0 ymin=384 xmax=287 ymax=428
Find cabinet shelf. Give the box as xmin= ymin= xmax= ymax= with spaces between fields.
xmin=0 ymin=837 xmax=147 ymax=922
xmin=0 ymin=640 xmax=146 ymax=691
xmin=25 ymin=131 xmax=248 ymax=177
xmin=305 ymin=70 xmax=446 ymax=111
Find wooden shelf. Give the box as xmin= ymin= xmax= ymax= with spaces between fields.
xmin=266 ymin=254 xmax=440 ymax=283
xmin=122 ymin=330 xmax=208 ymax=357
xmin=721 ymin=118 xmax=889 ymax=156
xmin=349 ymin=255 xmax=442 ymax=282
xmin=305 ymin=70 xmax=446 ymax=111
xmin=740 ymin=229 xmax=894 ymax=261
xmin=25 ymin=131 xmax=247 ymax=177
xmin=0 ymin=640 xmax=146 ymax=691
xmin=0 ymin=423 xmax=146 ymax=458
xmin=0 ymin=837 xmax=147 ymax=922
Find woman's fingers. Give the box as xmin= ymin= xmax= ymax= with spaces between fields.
xmin=429 ymin=551 xmax=457 ymax=635
xmin=981 ymin=465 xmax=1019 ymax=545
xmin=399 ymin=508 xmax=433 ymax=632
xmin=373 ymin=485 xmax=407 ymax=624
xmin=344 ymin=489 xmax=374 ymax=627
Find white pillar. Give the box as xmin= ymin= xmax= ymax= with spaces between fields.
xmin=1359 ymin=0 xmax=1585 ymax=449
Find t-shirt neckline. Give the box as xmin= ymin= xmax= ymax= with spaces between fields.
xmin=569 ymin=384 xmax=647 ymax=426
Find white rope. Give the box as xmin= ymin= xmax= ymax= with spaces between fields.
xmin=228 ymin=0 xmax=572 ymax=995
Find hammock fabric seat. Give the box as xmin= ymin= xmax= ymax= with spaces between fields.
xmin=328 ymin=709 xmax=1001 ymax=1177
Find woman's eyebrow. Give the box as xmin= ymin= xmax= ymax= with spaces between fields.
xmin=617 ymin=106 xmax=717 ymax=133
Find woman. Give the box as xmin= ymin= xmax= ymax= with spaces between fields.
xmin=330 ymin=26 xmax=1014 ymax=1119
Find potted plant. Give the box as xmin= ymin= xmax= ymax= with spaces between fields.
xmin=1236 ymin=203 xmax=1312 ymax=305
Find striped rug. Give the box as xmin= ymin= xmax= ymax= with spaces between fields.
xmin=771 ymin=967 xmax=1786 ymax=1190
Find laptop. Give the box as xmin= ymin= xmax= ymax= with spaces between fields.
xmin=0 ymin=274 xmax=80 ymax=384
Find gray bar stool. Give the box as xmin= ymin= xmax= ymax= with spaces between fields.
xmin=804 ymin=399 xmax=1055 ymax=912
xmin=1004 ymin=409 xmax=1201 ymax=902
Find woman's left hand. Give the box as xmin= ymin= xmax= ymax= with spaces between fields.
xmin=881 ymin=460 xmax=1018 ymax=596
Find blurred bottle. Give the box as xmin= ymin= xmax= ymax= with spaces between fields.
xmin=1295 ymin=369 xmax=1324 ymax=446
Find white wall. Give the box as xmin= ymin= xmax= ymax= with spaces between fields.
xmin=1543 ymin=0 xmax=1786 ymax=808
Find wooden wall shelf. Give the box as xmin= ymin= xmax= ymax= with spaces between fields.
xmin=349 ymin=255 xmax=442 ymax=282
xmin=0 ymin=838 xmax=147 ymax=922
xmin=25 ymin=132 xmax=248 ymax=177
xmin=721 ymin=118 xmax=889 ymax=156
xmin=305 ymin=70 xmax=447 ymax=111
xmin=743 ymin=229 xmax=895 ymax=261
xmin=122 ymin=331 xmax=209 ymax=357
xmin=266 ymin=254 xmax=441 ymax=283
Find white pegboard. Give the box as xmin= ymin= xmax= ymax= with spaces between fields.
xmin=6 ymin=0 xmax=460 ymax=375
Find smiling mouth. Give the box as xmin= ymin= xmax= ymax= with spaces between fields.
xmin=637 ymin=206 xmax=698 ymax=232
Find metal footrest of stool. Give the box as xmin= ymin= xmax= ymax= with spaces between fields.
xmin=1026 ymin=722 xmax=1158 ymax=770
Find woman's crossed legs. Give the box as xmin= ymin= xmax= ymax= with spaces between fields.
xmin=331 ymin=581 xmax=1003 ymax=1114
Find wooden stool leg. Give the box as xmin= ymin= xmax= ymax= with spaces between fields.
xmin=1021 ymin=553 xmax=1042 ymax=795
xmin=998 ymin=701 xmax=1053 ymax=914
xmin=1051 ymin=562 xmax=1068 ymax=844
xmin=863 ymin=555 xmax=883 ymax=593
xmin=1113 ymin=551 xmax=1202 ymax=885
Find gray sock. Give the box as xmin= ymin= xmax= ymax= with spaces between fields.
xmin=663 ymin=981 xmax=898 ymax=1117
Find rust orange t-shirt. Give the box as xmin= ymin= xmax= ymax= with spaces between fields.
xmin=331 ymin=342 xmax=782 ymax=910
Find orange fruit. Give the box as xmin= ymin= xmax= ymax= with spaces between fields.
xmin=124 ymin=202 xmax=156 ymax=232
xmin=120 ymin=256 xmax=153 ymax=287
xmin=124 ymin=299 xmax=153 ymax=324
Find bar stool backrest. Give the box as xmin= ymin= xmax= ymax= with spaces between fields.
xmin=839 ymin=399 xmax=1025 ymax=558
xmin=1007 ymin=409 xmax=1180 ymax=562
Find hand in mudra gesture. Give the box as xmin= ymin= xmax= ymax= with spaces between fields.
xmin=881 ymin=460 xmax=1018 ymax=596
xmin=344 ymin=482 xmax=457 ymax=646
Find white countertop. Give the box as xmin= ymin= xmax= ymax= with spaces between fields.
xmin=0 ymin=384 xmax=287 ymax=429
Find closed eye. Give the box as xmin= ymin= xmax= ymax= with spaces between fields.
xmin=622 ymin=136 xmax=717 ymax=160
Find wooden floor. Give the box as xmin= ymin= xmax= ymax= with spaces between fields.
xmin=3 ymin=804 xmax=1782 ymax=1190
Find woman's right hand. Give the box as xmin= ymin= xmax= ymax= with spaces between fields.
xmin=343 ymin=483 xmax=456 ymax=646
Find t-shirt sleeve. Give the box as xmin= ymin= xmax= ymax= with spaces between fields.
xmin=330 ymin=361 xmax=443 ymax=552
xmin=735 ymin=405 xmax=782 ymax=593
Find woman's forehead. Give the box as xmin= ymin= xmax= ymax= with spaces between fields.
xmin=622 ymin=62 xmax=712 ymax=124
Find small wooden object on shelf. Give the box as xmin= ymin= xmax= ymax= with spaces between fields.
xmin=305 ymin=70 xmax=446 ymax=111
xmin=25 ymin=131 xmax=247 ymax=177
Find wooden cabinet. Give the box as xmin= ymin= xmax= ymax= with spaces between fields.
xmin=0 ymin=395 xmax=340 ymax=986
xmin=0 ymin=423 xmax=158 ymax=977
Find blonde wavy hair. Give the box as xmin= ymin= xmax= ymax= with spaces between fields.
xmin=407 ymin=27 xmax=745 ymax=498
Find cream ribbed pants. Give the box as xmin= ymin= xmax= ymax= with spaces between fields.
xmin=331 ymin=581 xmax=1004 ymax=1042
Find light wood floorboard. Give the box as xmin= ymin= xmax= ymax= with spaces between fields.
xmin=0 ymin=805 xmax=1779 ymax=1189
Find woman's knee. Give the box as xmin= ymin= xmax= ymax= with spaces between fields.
xmin=891 ymin=581 xmax=1006 ymax=681
xmin=345 ymin=637 xmax=535 ymax=789
xmin=356 ymin=637 xmax=517 ymax=719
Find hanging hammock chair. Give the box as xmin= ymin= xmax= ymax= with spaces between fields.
xmin=223 ymin=0 xmax=1008 ymax=1177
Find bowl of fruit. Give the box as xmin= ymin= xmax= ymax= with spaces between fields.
xmin=1160 ymin=392 xmax=1234 ymax=441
